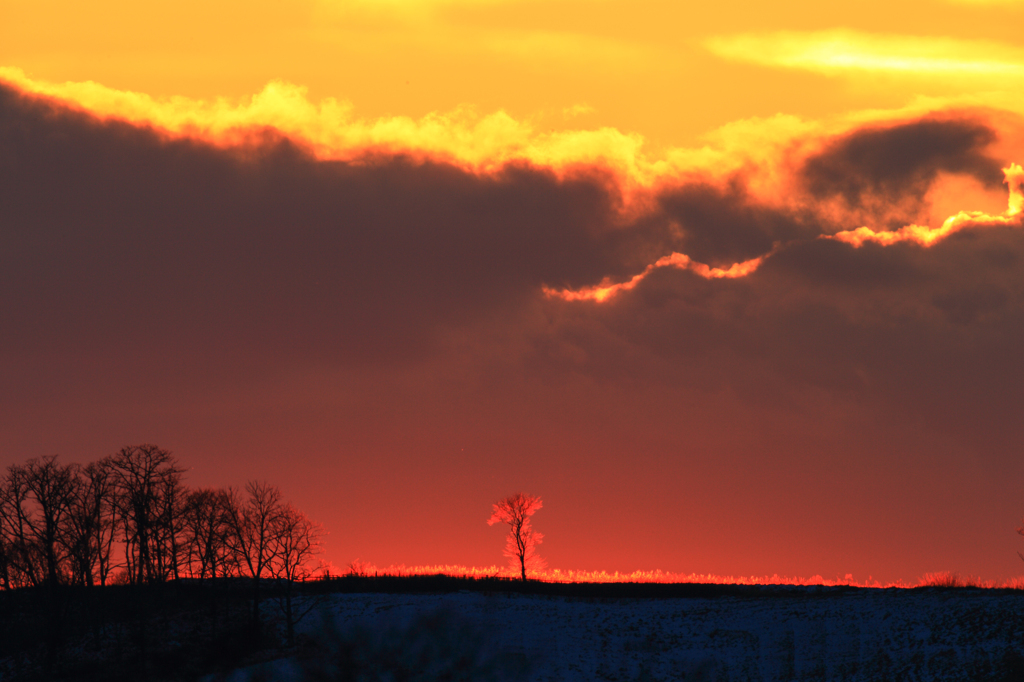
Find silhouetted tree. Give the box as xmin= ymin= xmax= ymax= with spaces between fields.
xmin=153 ymin=467 xmax=187 ymax=580
xmin=0 ymin=469 xmax=38 ymax=589
xmin=108 ymin=445 xmax=184 ymax=584
xmin=488 ymin=493 xmax=544 ymax=581
xmin=182 ymin=488 xmax=237 ymax=579
xmin=228 ymin=481 xmax=284 ymax=629
xmin=63 ymin=460 xmax=117 ymax=586
xmin=1016 ymin=518 xmax=1024 ymax=564
xmin=0 ymin=505 xmax=10 ymax=591
xmin=13 ymin=456 xmax=79 ymax=587
xmin=268 ymin=503 xmax=324 ymax=646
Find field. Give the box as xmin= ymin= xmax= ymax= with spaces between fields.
xmin=220 ymin=580 xmax=1024 ymax=682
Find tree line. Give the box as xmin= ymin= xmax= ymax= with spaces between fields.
xmin=0 ymin=445 xmax=328 ymax=679
xmin=0 ymin=444 xmax=322 ymax=612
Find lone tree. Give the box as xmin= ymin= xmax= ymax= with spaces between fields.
xmin=1017 ymin=519 xmax=1024 ymax=563
xmin=488 ymin=493 xmax=544 ymax=581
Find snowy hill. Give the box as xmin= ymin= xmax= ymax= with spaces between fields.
xmin=223 ymin=586 xmax=1024 ymax=681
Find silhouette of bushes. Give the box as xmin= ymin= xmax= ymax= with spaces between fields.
xmin=917 ymin=571 xmax=987 ymax=588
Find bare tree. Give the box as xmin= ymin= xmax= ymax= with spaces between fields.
xmin=0 ymin=471 xmax=33 ymax=589
xmin=153 ymin=469 xmax=187 ymax=581
xmin=268 ymin=503 xmax=324 ymax=646
xmin=0 ymin=499 xmax=10 ymax=591
xmin=108 ymin=445 xmax=184 ymax=584
xmin=228 ymin=481 xmax=285 ymax=628
xmin=1016 ymin=519 xmax=1024 ymax=564
xmin=2 ymin=466 xmax=48 ymax=588
xmin=62 ymin=460 xmax=117 ymax=586
xmin=11 ymin=456 xmax=80 ymax=587
xmin=488 ymin=493 xmax=545 ymax=581
xmin=182 ymin=488 xmax=237 ymax=580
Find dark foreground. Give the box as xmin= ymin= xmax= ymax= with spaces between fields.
xmin=2 ymin=576 xmax=1024 ymax=681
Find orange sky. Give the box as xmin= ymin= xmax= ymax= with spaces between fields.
xmin=5 ymin=0 xmax=1024 ymax=584
xmin=6 ymin=0 xmax=1024 ymax=151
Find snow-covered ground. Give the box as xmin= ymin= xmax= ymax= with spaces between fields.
xmin=223 ymin=587 xmax=1024 ymax=681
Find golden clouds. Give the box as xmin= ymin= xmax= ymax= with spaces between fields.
xmin=942 ymin=0 xmax=1024 ymax=4
xmin=828 ymin=163 xmax=1024 ymax=247
xmin=6 ymin=67 xmax=1024 ymax=308
xmin=0 ymin=66 xmax=790 ymax=217
xmin=0 ymin=68 xmax=652 ymax=182
xmin=9 ymin=0 xmax=1024 ymax=152
xmin=705 ymin=30 xmax=1024 ymax=84
xmin=549 ymin=162 xmax=1024 ymax=303
xmin=1008 ymin=162 xmax=1024 ymax=214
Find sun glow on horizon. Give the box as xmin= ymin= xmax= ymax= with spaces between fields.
xmin=337 ymin=563 xmax=1024 ymax=590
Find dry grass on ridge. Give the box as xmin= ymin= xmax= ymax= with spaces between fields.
xmin=339 ymin=563 xmax=1024 ymax=589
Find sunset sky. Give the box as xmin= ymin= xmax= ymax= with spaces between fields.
xmin=4 ymin=0 xmax=1024 ymax=583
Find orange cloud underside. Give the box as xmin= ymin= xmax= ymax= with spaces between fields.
xmin=827 ymin=162 xmax=1023 ymax=247
xmin=544 ymin=164 xmax=1024 ymax=303
xmin=542 ymin=252 xmax=770 ymax=302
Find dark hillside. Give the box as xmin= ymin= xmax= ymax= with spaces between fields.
xmin=4 ymin=577 xmax=1024 ymax=681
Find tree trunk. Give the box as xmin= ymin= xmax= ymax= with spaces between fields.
xmin=252 ymin=575 xmax=261 ymax=631
xmin=285 ymin=585 xmax=295 ymax=647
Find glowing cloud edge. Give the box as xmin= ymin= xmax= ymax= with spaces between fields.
xmin=544 ymin=164 xmax=1024 ymax=303
xmin=3 ymin=68 xmax=1021 ymax=305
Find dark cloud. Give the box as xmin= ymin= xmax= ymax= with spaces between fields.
xmin=0 ymin=84 xmax=653 ymax=368
xmin=763 ymin=236 xmax=920 ymax=288
xmin=4 ymin=82 xmax=1024 ymax=426
xmin=931 ymin=287 xmax=1008 ymax=325
xmin=501 ymin=210 xmax=1024 ymax=454
xmin=656 ymin=179 xmax=813 ymax=266
xmin=801 ymin=116 xmax=1004 ymax=226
